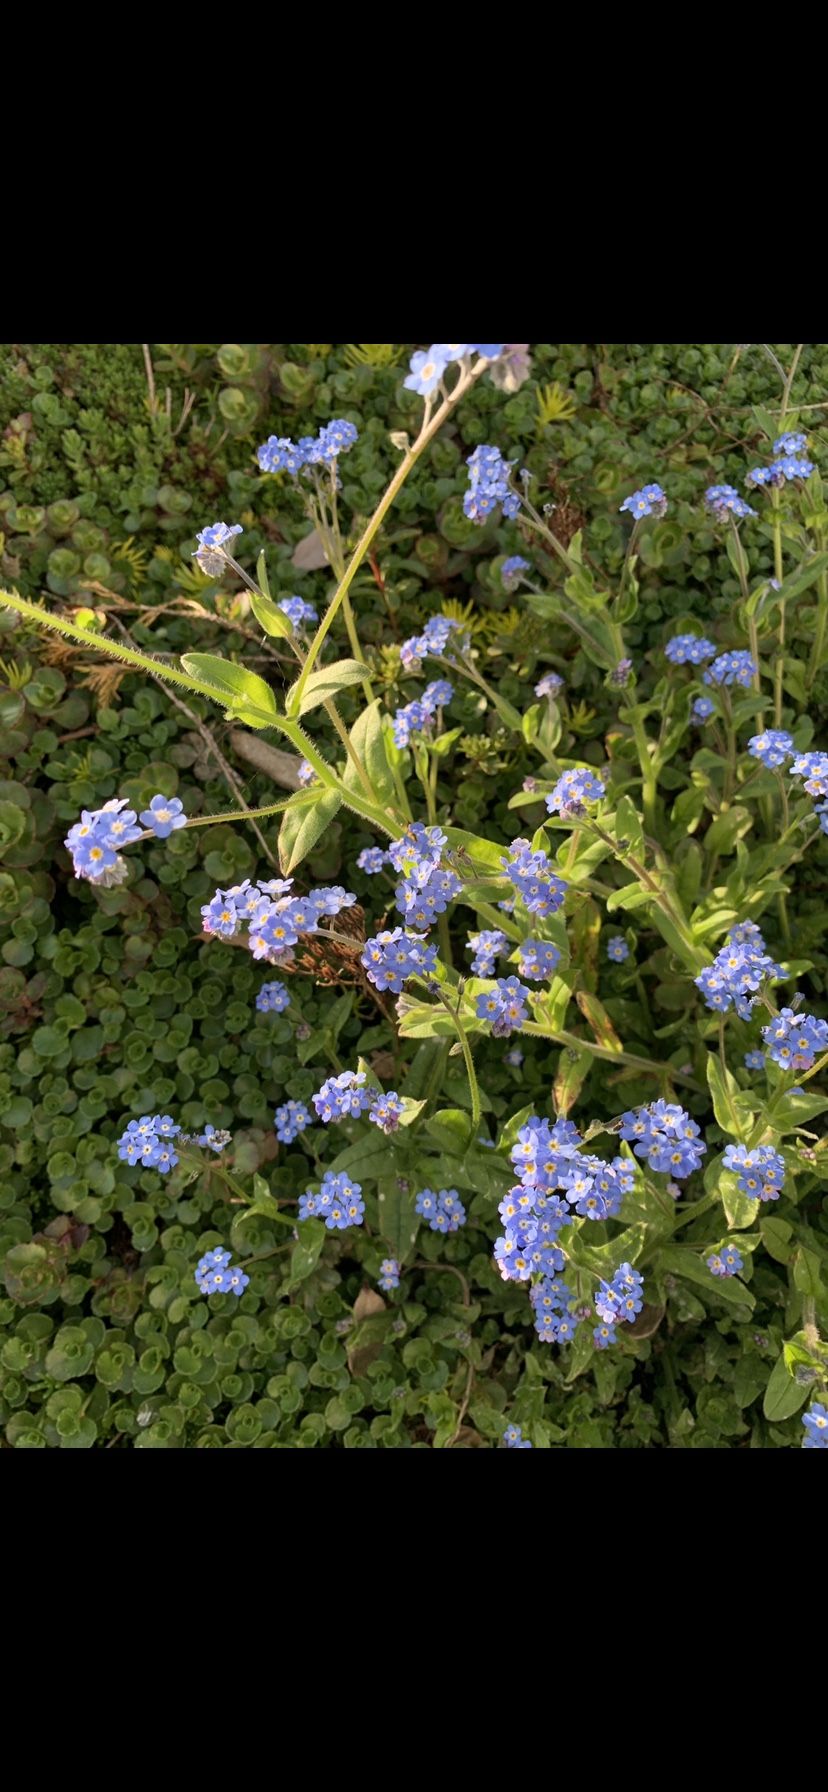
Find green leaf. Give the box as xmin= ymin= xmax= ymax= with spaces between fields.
xmin=792 ymin=1245 xmax=825 ymax=1298
xmin=719 ymin=1170 xmax=759 ymax=1232
xmin=773 ymin=551 xmax=828 ymax=607
xmin=286 ymin=658 xmax=369 ymax=717
xmin=278 ymin=784 xmax=342 ymax=875
xmin=769 ymin=1090 xmax=828 ymax=1133
xmin=248 ymin=588 xmax=293 ymax=640
xmin=706 ymin=1053 xmax=753 ymax=1140
xmin=284 ymin=1220 xmax=327 ymax=1290
xmin=424 ymin=1108 xmax=474 ymax=1155
xmin=341 ymin=699 xmax=395 ymax=804
xmin=760 ymin=1216 xmax=793 ymax=1264
xmin=377 ymin=1177 xmax=419 ymax=1261
xmin=326 ymin=1131 xmax=397 ymax=1181
xmin=657 ymin=1244 xmax=755 ymax=1312
xmin=612 ymin=793 xmax=644 ymax=859
xmin=256 ymin=549 xmax=271 ymax=597
xmin=553 ymin=1044 xmax=591 ymax=1116
xmin=180 ymin=652 xmax=280 ymax=728
xmin=762 ymin=1351 xmax=809 ymax=1422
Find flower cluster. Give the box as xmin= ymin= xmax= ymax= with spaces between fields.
xmin=503 ymin=1422 xmax=532 ymax=1447
xmin=607 ymin=936 xmax=629 ymax=963
xmin=704 ymin=484 xmax=757 ymax=521
xmin=369 ymin=1091 xmax=406 ymax=1134
xmin=117 ymin=1113 xmax=230 ymax=1173
xmin=65 ymin=793 xmax=186 ymax=884
xmin=476 ymin=976 xmax=532 ymax=1037
xmin=707 ymin=1243 xmax=744 ymax=1277
xmin=256 ymin=981 xmax=291 ymax=1014
xmin=361 ymin=929 xmax=437 ymax=993
xmin=201 ymin=876 xmax=355 ymax=965
xmin=619 ymin=483 xmax=667 ymax=519
xmin=695 ymin=921 xmax=782 ymax=1018
xmin=193 ymin=521 xmax=243 ymax=576
xmin=257 ymin=419 xmax=358 ymax=474
xmin=748 ymin=729 xmax=795 ymax=769
xmin=463 ymin=444 xmax=521 ymax=523
xmin=392 ymin=678 xmax=454 ymax=748
xmin=502 ymin=839 xmax=568 ymax=917
xmin=194 ymin=1248 xmax=250 ymax=1298
xmin=746 ymin=436 xmax=814 ymax=486
xmin=530 ymin=1275 xmax=579 ymax=1343
xmin=703 ymin=650 xmax=756 ymax=688
xmin=402 ymin=343 xmax=482 ymax=396
xmin=357 ymin=847 xmax=388 ymax=875
xmin=517 ymin=938 xmax=561 ymax=981
xmin=593 ymin=1262 xmax=644 ymax=1342
xmin=619 ymin=1102 xmax=707 ymax=1178
xmin=496 ymin=1115 xmax=635 ymax=1302
xmin=274 ymin=1100 xmax=311 ymax=1143
xmin=312 ymin=1071 xmax=373 ymax=1123
xmin=467 ymin=929 xmax=508 ymax=975
xmin=400 ymin=613 xmax=471 ymax=671
xmin=545 ymin=767 xmax=605 ymax=817
xmin=414 ymin=1187 xmax=467 ymax=1233
xmin=378 ymin=1259 xmax=400 ymax=1292
xmin=789 ymin=751 xmax=828 ymax=797
xmin=802 ymin=1403 xmax=828 ymax=1449
xmin=298 ymin=1172 xmax=364 ymax=1229
xmin=664 ymin=634 xmax=717 ymax=665
xmin=535 ymin=670 xmax=564 ymax=698
xmin=501 ymin=555 xmax=530 ymax=588
xmin=761 ymin=1007 xmax=828 ymax=1071
xmin=278 ymin=595 xmax=318 ymax=629
xmin=722 ymin=1142 xmax=786 ymax=1203
xmin=386 ymin=822 xmax=461 ymax=929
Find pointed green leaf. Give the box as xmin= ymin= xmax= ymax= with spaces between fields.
xmin=248 ymin=588 xmax=293 ymax=640
xmin=278 ymin=784 xmax=342 ymax=875
xmin=286 ymin=658 xmax=369 ymax=717
xmin=377 ymin=1176 xmax=419 ymax=1262
xmin=180 ymin=652 xmax=279 ymax=727
xmin=762 ymin=1351 xmax=809 ymax=1422
xmin=341 ymin=699 xmax=395 ymax=804
xmin=706 ymin=1053 xmax=753 ymax=1140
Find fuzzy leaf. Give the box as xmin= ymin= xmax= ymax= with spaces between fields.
xmin=278 ymin=784 xmax=342 ymax=876
xmin=286 ymin=658 xmax=369 ymax=717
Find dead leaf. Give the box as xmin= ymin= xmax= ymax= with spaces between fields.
xmin=353 ymin=1286 xmax=386 ymax=1323
xmin=291 ymin=528 xmax=329 ymax=571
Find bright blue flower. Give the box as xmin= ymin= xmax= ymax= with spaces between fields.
xmin=378 ymin=1258 xmax=400 ymax=1292
xmin=72 ymin=832 xmax=118 ymax=879
xmin=594 ymin=1262 xmax=643 ymax=1326
xmin=476 ymin=975 xmax=532 ymax=1038
xmin=704 ymin=485 xmax=757 ymax=520
xmin=619 ymin=1102 xmax=706 ymax=1179
xmin=771 ymin=455 xmax=815 ymax=483
xmin=368 ymin=1091 xmax=405 ymax=1134
xmin=748 ymin=729 xmax=795 ymax=769
xmin=193 ymin=521 xmax=242 ymax=574
xmin=503 ymin=1423 xmax=532 ymax=1447
xmin=722 ymin=1141 xmax=786 ymax=1202
xmin=789 ymin=751 xmax=828 ymax=797
xmin=774 ymin=432 xmax=807 ymax=456
xmin=404 ymin=347 xmax=448 ymax=397
xmin=469 ymin=931 xmax=508 ymax=974
xmin=278 ymin=595 xmax=318 ymax=628
xmin=400 ymin=613 xmax=470 ymax=671
xmin=761 ymin=1006 xmax=828 ymax=1072
xmin=802 ymin=1403 xmax=828 ymax=1448
xmin=256 ymin=980 xmax=290 ymax=1013
xmin=257 ymin=436 xmax=306 ymax=474
xmin=545 ymin=766 xmax=605 ymax=816
xmin=415 ymin=1187 xmax=466 ymax=1232
xmin=201 ymin=892 xmax=240 ymax=937
xmin=692 ymin=696 xmax=715 ymax=722
xmin=501 ymin=555 xmax=530 ymax=588
xmin=744 ymin=1050 xmax=765 ymax=1070
xmin=274 ymin=1100 xmax=311 ymax=1143
xmin=139 ymin=794 xmax=187 ymax=838
xmin=424 ymin=678 xmax=454 ymax=709
xmin=196 ymin=1124 xmax=231 ymax=1154
xmin=695 ymin=921 xmax=782 ymax=1018
xmin=619 ymin=483 xmax=667 ymax=519
xmin=707 ymin=1243 xmax=743 ymax=1277
xmin=396 ymin=866 xmax=461 ymax=930
xmin=594 ymin=1323 xmax=617 ymax=1348
xmin=517 ymin=938 xmax=561 ymax=982
xmin=312 ymin=1071 xmax=373 ymax=1124
xmin=470 ymin=345 xmax=505 ymax=359
xmin=703 ymin=651 xmax=756 ymax=688
xmin=195 ymin=1247 xmax=249 ymax=1297
xmin=664 ymin=634 xmax=717 ymax=665
xmin=361 ymin=927 xmax=438 ymax=993
xmin=301 ymin=1170 xmax=364 ymax=1230
xmin=430 ymin=343 xmax=470 ymax=362
xmin=607 ymin=936 xmax=629 ymax=963
xmin=464 ymin=444 xmax=520 ymax=523
xmin=357 ymin=847 xmax=388 ymax=874
xmin=535 ymin=670 xmax=564 ymax=698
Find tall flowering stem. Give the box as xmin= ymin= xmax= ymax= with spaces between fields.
xmin=290 ymin=360 xmax=489 ymax=715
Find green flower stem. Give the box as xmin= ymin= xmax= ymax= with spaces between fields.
xmin=463 ymin=898 xmax=524 ymax=945
xmin=179 ymin=797 xmax=296 ymax=830
xmin=770 ymin=486 xmax=786 ymax=727
xmin=628 ymin=707 xmax=657 ymax=832
xmin=519 ymin=1019 xmax=698 ymax=1087
xmin=669 ymin=1191 xmax=717 ymax=1233
xmin=719 ymin=685 xmax=737 ymax=802
xmin=431 ymin=988 xmax=481 ymax=1129
xmin=291 ymin=361 xmax=488 ymax=712
xmin=389 ymin=758 xmax=414 ymax=823
xmin=456 ymin=656 xmax=525 ymax=734
xmin=809 ymin=564 xmax=828 ymax=689
xmin=270 ymin=715 xmax=402 ymax=837
xmin=587 ymin=817 xmax=707 ymax=972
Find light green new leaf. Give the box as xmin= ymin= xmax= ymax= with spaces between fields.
xmin=248 ymin=588 xmax=293 ymax=640
xmin=762 ymin=1351 xmax=810 ymax=1422
xmin=180 ymin=652 xmax=280 ymax=728
xmin=278 ymin=784 xmax=342 ymax=875
xmin=286 ymin=658 xmax=369 ymax=717
xmin=706 ymin=1053 xmax=754 ymax=1140
xmin=341 ymin=699 xmax=395 ymax=804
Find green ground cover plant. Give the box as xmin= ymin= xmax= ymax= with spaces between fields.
xmin=1 ymin=340 xmax=826 ymax=1450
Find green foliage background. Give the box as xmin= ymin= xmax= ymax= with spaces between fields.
xmin=1 ymin=341 xmax=826 ymax=1448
